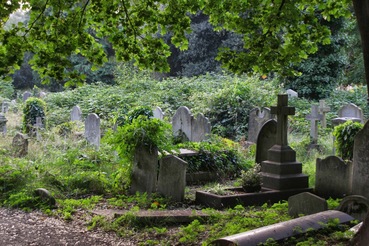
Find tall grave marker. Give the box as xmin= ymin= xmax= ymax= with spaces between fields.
xmin=318 ymin=100 xmax=330 ymax=128
xmin=85 ymin=113 xmax=101 ymax=148
xmin=248 ymin=107 xmax=274 ymax=143
xmin=261 ymin=94 xmax=310 ymax=190
xmin=306 ymin=104 xmax=323 ymax=147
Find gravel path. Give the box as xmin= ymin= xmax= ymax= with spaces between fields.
xmin=0 ymin=208 xmax=132 ymax=246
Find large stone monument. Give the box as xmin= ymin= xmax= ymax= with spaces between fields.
xmin=261 ymin=94 xmax=310 ymax=190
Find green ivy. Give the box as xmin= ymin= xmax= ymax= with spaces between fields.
xmin=333 ymin=120 xmax=363 ymax=160
xmin=22 ymin=97 xmax=46 ymax=134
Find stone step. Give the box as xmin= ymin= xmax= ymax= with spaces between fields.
xmin=261 ymin=161 xmax=302 ymax=175
xmin=261 ymin=173 xmax=309 ymax=190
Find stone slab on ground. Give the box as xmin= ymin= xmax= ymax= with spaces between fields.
xmin=92 ymin=209 xmax=210 ymax=224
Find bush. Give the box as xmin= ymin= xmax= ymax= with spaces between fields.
xmin=0 ymin=78 xmax=15 ymax=99
xmin=333 ymin=120 xmax=363 ymax=160
xmin=22 ymin=97 xmax=46 ymax=134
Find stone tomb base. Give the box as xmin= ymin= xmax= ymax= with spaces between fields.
xmin=195 ymin=187 xmax=313 ymax=209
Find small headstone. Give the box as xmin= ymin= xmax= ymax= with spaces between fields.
xmin=0 ymin=113 xmax=7 ymax=136
xmin=315 ymin=156 xmax=352 ymax=199
xmin=172 ymin=106 xmax=193 ymax=141
xmin=153 ymin=106 xmax=165 ymax=120
xmin=248 ymin=107 xmax=274 ymax=143
xmin=338 ymin=195 xmax=369 ymax=222
xmin=286 ymin=89 xmax=298 ymax=98
xmin=71 ymin=106 xmax=82 ymax=121
xmin=191 ymin=113 xmax=211 ymax=142
xmin=157 ymin=155 xmax=187 ymax=202
xmin=332 ymin=103 xmax=364 ymax=126
xmin=23 ymin=91 xmax=32 ymax=102
xmin=34 ymin=117 xmax=44 ymax=140
xmin=255 ymin=119 xmax=277 ymax=164
xmin=12 ymin=133 xmax=28 ymax=157
xmin=351 ymin=120 xmax=369 ymax=200
xmin=130 ymin=145 xmax=158 ymax=195
xmin=288 ymin=192 xmax=328 ymax=217
xmin=305 ymin=105 xmax=323 ymax=147
xmin=318 ymin=100 xmax=330 ymax=128
xmin=351 ymin=209 xmax=369 ymax=245
xmin=1 ymin=101 xmax=9 ymax=113
xmin=34 ymin=188 xmax=56 ymax=207
xmin=39 ymin=91 xmax=47 ymax=98
xmin=84 ymin=113 xmax=101 ymax=148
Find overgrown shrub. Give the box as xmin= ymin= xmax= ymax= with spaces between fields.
xmin=0 ymin=78 xmax=15 ymax=99
xmin=22 ymin=97 xmax=46 ymax=134
xmin=333 ymin=120 xmax=363 ymax=160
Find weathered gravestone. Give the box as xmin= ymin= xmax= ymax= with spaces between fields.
xmin=248 ymin=107 xmax=274 ymax=143
xmin=12 ymin=133 xmax=28 ymax=157
xmin=351 ymin=120 xmax=369 ymax=200
xmin=34 ymin=116 xmax=44 ymax=140
xmin=2 ymin=101 xmax=9 ymax=113
xmin=332 ymin=103 xmax=364 ymax=126
xmin=157 ymin=155 xmax=187 ymax=202
xmin=318 ymin=100 xmax=330 ymax=128
xmin=255 ymin=119 xmax=277 ymax=164
xmin=70 ymin=106 xmax=82 ymax=121
xmin=286 ymin=89 xmax=298 ymax=98
xmin=130 ymin=145 xmax=158 ymax=195
xmin=261 ymin=94 xmax=309 ymax=190
xmin=315 ymin=156 xmax=352 ymax=199
xmin=288 ymin=192 xmax=328 ymax=218
xmin=306 ymin=104 xmax=322 ymax=148
xmin=0 ymin=113 xmax=7 ymax=136
xmin=153 ymin=106 xmax=165 ymax=120
xmin=172 ymin=106 xmax=211 ymax=142
xmin=84 ymin=113 xmax=100 ymax=148
xmin=338 ymin=195 xmax=369 ymax=222
xmin=39 ymin=91 xmax=47 ymax=98
xmin=22 ymin=91 xmax=32 ymax=102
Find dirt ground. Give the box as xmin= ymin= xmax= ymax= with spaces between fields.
xmin=0 ymin=208 xmax=133 ymax=246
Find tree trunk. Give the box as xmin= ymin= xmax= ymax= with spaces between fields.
xmin=352 ymin=0 xmax=369 ymax=104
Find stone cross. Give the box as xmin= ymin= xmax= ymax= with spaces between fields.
xmin=271 ymin=94 xmax=295 ymax=146
xmin=306 ymin=105 xmax=323 ymax=145
xmin=318 ymin=100 xmax=330 ymax=128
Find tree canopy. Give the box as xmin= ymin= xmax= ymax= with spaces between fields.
xmin=0 ymin=0 xmax=355 ymax=86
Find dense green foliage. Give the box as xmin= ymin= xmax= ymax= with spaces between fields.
xmin=22 ymin=97 xmax=46 ymax=134
xmin=0 ymin=79 xmax=14 ymax=99
xmin=333 ymin=120 xmax=363 ymax=160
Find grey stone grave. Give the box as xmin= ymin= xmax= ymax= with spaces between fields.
xmin=286 ymin=89 xmax=298 ymax=98
xmin=332 ymin=103 xmax=364 ymax=126
xmin=0 ymin=113 xmax=7 ymax=136
xmin=153 ymin=106 xmax=165 ymax=120
xmin=351 ymin=120 xmax=369 ymax=200
xmin=248 ymin=107 xmax=274 ymax=143
xmin=2 ymin=101 xmax=9 ymax=113
xmin=315 ymin=156 xmax=352 ymax=199
xmin=338 ymin=195 xmax=369 ymax=222
xmin=172 ymin=106 xmax=211 ymax=142
xmin=130 ymin=145 xmax=158 ymax=195
xmin=34 ymin=116 xmax=44 ymax=140
xmin=12 ymin=133 xmax=28 ymax=157
xmin=255 ymin=119 xmax=277 ymax=164
xmin=305 ymin=104 xmax=323 ymax=148
xmin=351 ymin=208 xmax=369 ymax=245
xmin=23 ymin=91 xmax=32 ymax=102
xmin=71 ymin=106 xmax=82 ymax=121
xmin=85 ymin=113 xmax=101 ymax=148
xmin=39 ymin=91 xmax=47 ymax=98
xmin=318 ymin=100 xmax=330 ymax=128
xmin=288 ymin=192 xmax=328 ymax=217
xmin=261 ymin=94 xmax=310 ymax=190
xmin=157 ymin=155 xmax=187 ymax=202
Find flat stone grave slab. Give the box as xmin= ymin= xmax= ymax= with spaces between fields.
xmin=91 ymin=209 xmax=210 ymax=224
xmin=196 ymin=187 xmax=313 ymax=209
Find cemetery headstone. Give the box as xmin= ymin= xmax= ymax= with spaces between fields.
xmin=172 ymin=106 xmax=211 ymax=142
xmin=23 ymin=91 xmax=32 ymax=102
xmin=261 ymin=94 xmax=309 ymax=190
xmin=305 ymin=104 xmax=323 ymax=147
xmin=153 ymin=106 xmax=165 ymax=120
xmin=351 ymin=120 xmax=369 ymax=200
xmin=130 ymin=145 xmax=158 ymax=195
xmin=71 ymin=106 xmax=82 ymax=121
xmin=255 ymin=119 xmax=277 ymax=164
xmin=332 ymin=103 xmax=364 ymax=126
xmin=350 ymin=208 xmax=369 ymax=245
xmin=0 ymin=113 xmax=7 ymax=136
xmin=157 ymin=155 xmax=187 ymax=202
xmin=34 ymin=188 xmax=56 ymax=207
xmin=39 ymin=91 xmax=47 ymax=98
xmin=12 ymin=133 xmax=28 ymax=157
xmin=248 ymin=107 xmax=274 ymax=143
xmin=318 ymin=100 xmax=330 ymax=128
xmin=288 ymin=192 xmax=328 ymax=217
xmin=1 ymin=101 xmax=9 ymax=113
xmin=286 ymin=89 xmax=298 ymax=98
xmin=84 ymin=113 xmax=101 ymax=148
xmin=191 ymin=113 xmax=211 ymax=142
xmin=315 ymin=156 xmax=352 ymax=199
xmin=338 ymin=195 xmax=369 ymax=222
xmin=34 ymin=117 xmax=44 ymax=140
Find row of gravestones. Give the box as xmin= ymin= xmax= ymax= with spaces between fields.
xmin=22 ymin=91 xmax=47 ymax=102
